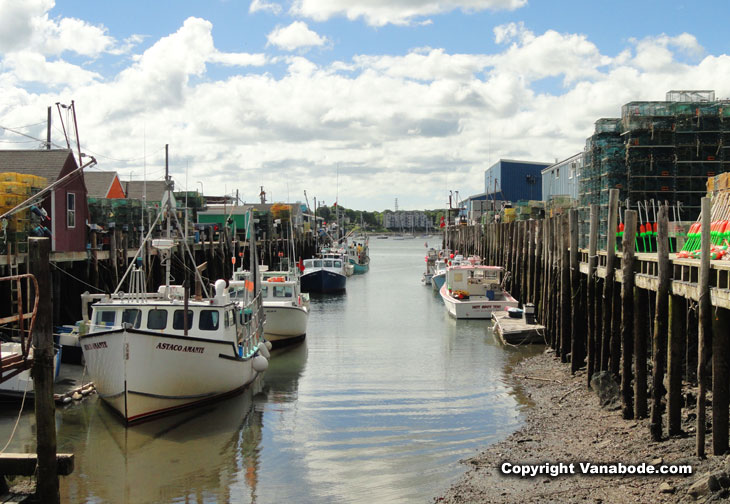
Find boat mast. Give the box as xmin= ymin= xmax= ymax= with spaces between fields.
xmin=165 ymin=144 xmax=171 ymax=294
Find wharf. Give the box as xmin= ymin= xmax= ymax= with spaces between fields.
xmin=492 ymin=311 xmax=545 ymax=345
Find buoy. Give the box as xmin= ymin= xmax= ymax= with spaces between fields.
xmin=257 ymin=341 xmax=270 ymax=359
xmin=253 ymin=355 xmax=269 ymax=372
xmin=62 ymin=396 xmax=72 ymax=404
xmin=72 ymin=392 xmax=82 ymax=401
xmin=264 ymin=340 xmax=273 ymax=351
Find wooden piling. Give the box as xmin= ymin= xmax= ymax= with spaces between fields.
xmin=533 ymin=220 xmax=543 ymax=311
xmin=620 ymin=210 xmax=637 ymax=419
xmin=697 ymin=196 xmax=711 ymax=458
xmin=29 ymin=238 xmax=60 ymax=504
xmin=570 ymin=209 xmax=583 ymax=373
xmin=560 ymin=214 xmax=571 ymax=363
xmin=650 ymin=205 xmax=669 ymax=441
xmin=587 ymin=204 xmax=598 ymax=385
xmin=634 ymin=285 xmax=648 ymax=419
xmin=668 ymin=294 xmax=686 ymax=436
xmin=713 ymin=306 xmax=730 ymax=454
xmin=602 ymin=189 xmax=618 ymax=374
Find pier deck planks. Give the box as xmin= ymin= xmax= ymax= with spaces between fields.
xmin=493 ymin=312 xmax=546 ymax=345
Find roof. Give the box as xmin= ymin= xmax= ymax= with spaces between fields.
xmin=84 ymin=171 xmax=119 ymax=198
xmin=0 ymin=149 xmax=76 ymax=183
xmin=123 ymin=180 xmax=168 ymax=201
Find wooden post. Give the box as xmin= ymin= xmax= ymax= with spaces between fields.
xmin=601 ymin=189 xmax=619 ymax=372
xmin=29 ymin=238 xmax=60 ymax=504
xmin=713 ymin=307 xmax=730 ymax=454
xmin=620 ymin=210 xmax=637 ymax=419
xmin=533 ymin=220 xmax=542 ymax=310
xmin=668 ymin=294 xmax=686 ymax=436
xmin=560 ymin=214 xmax=571 ymax=363
xmin=570 ymin=209 xmax=582 ymax=373
xmin=90 ymin=230 xmax=99 ymax=289
xmin=697 ymin=197 xmax=711 ymax=458
xmin=634 ymin=286 xmax=648 ymax=419
xmin=110 ymin=228 xmax=118 ymax=287
xmin=649 ymin=205 xmax=669 ymax=441
xmin=587 ymin=205 xmax=598 ymax=385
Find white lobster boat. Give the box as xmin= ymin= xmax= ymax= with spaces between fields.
xmin=233 ymin=267 xmax=309 ymax=349
xmin=439 ymin=264 xmax=518 ymax=319
xmin=80 ymin=166 xmax=269 ymax=424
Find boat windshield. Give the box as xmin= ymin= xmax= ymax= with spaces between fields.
xmin=324 ymin=260 xmax=333 ymax=267
xmin=334 ymin=260 xmax=342 ymax=268
xmin=313 ymin=260 xmax=322 ymax=268
xmin=273 ymin=285 xmax=293 ymax=297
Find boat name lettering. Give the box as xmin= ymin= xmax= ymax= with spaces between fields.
xmin=155 ymin=342 xmax=205 ymax=354
xmin=83 ymin=341 xmax=108 ymax=351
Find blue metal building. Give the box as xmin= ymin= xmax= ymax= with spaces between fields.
xmin=484 ymin=159 xmax=551 ymax=202
xmin=541 ymin=152 xmax=583 ymax=202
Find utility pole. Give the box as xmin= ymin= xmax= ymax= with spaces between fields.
xmin=46 ymin=106 xmax=51 ymax=150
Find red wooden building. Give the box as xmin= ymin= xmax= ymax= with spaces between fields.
xmin=0 ymin=149 xmax=89 ymax=252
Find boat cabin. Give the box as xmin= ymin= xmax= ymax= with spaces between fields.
xmin=446 ymin=265 xmax=506 ymax=300
xmin=303 ymin=257 xmax=344 ymax=271
xmin=90 ymin=302 xmax=239 ymax=338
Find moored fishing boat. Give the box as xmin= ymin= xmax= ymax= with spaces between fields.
xmin=439 ymin=264 xmax=518 ymax=319
xmin=300 ymin=253 xmax=347 ymax=294
xmin=347 ymin=238 xmax=370 ymax=274
xmin=233 ymin=267 xmax=309 ymax=349
xmin=79 ymin=154 xmax=269 ymax=424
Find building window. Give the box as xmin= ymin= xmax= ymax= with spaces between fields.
xmin=555 ymin=168 xmax=559 ymax=179
xmin=67 ymin=192 xmax=76 ymax=228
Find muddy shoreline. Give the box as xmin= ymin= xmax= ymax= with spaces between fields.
xmin=435 ymin=350 xmax=730 ymax=503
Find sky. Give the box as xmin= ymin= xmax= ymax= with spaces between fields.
xmin=1 ymin=1 xmax=730 ymax=211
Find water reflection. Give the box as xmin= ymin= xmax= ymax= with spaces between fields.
xmin=59 ymin=382 xmax=263 ymax=504
xmin=1 ymin=239 xmax=543 ymax=504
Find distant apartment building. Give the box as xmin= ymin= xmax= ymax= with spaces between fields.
xmin=382 ymin=211 xmax=430 ymax=230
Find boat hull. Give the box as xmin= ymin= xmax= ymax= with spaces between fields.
xmin=350 ymin=259 xmax=369 ymax=274
xmin=300 ymin=269 xmax=346 ymax=294
xmin=439 ymin=285 xmax=519 ymax=319
xmin=431 ymin=273 xmax=445 ymax=292
xmin=80 ymin=328 xmax=261 ymax=423
xmin=263 ymin=305 xmax=308 ymax=348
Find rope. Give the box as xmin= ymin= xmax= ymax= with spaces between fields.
xmin=0 ymin=372 xmax=30 ymax=454
xmin=50 ymin=262 xmax=104 ymax=293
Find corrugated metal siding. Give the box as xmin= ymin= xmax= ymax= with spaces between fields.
xmin=541 ymin=154 xmax=583 ymax=201
xmin=484 ymin=165 xmax=502 ymax=196
xmin=485 ymin=161 xmax=548 ymax=202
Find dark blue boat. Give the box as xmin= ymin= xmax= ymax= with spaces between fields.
xmin=300 ymin=257 xmax=347 ymax=293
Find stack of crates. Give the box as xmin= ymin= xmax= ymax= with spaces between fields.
xmin=577 ymin=91 xmax=730 ymax=252
xmin=0 ymin=173 xmax=47 ymax=252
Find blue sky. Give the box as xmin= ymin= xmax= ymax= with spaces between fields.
xmin=1 ymin=0 xmax=729 ymax=210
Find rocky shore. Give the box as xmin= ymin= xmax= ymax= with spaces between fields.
xmin=436 ymin=350 xmax=730 ymax=503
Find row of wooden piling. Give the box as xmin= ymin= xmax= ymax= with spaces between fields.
xmin=445 ymin=190 xmax=730 ymax=458
xmin=1 ymin=232 xmax=319 ymax=325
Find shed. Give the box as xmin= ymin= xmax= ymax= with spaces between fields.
xmin=541 ymin=152 xmax=583 ymax=202
xmin=84 ymin=171 xmax=125 ymax=198
xmin=0 ymin=149 xmax=88 ymax=252
xmin=484 ymin=159 xmax=551 ymax=202
xmin=123 ymin=180 xmax=168 ymax=203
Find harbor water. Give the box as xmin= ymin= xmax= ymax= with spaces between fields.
xmin=0 ymin=238 xmax=541 ymax=503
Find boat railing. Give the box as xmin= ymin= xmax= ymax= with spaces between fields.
xmin=0 ymin=273 xmax=39 ymax=383
xmin=238 ymin=292 xmax=265 ymax=358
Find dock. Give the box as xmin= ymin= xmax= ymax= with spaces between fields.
xmin=492 ymin=311 xmax=545 ymax=345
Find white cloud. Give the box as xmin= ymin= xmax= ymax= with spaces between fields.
xmin=249 ymin=0 xmax=283 ymax=14
xmin=267 ymin=22 xmax=328 ymax=52
xmin=209 ymin=51 xmax=268 ymax=67
xmin=290 ymin=0 xmax=527 ymax=26
xmin=3 ymin=17 xmax=730 ymax=210
xmin=0 ymin=0 xmax=140 ymax=57
xmin=3 ymin=51 xmax=102 ymax=87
